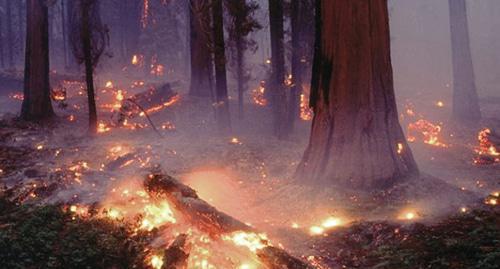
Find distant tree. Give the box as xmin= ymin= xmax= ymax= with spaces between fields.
xmin=0 ymin=8 xmax=4 ymax=69
xmin=448 ymin=0 xmax=481 ymax=123
xmin=70 ymin=0 xmax=108 ymax=133
xmin=212 ymin=0 xmax=231 ymax=131
xmin=189 ymin=0 xmax=213 ymax=97
xmin=6 ymin=0 xmax=14 ymax=68
xmin=296 ymin=0 xmax=418 ymax=189
xmin=225 ymin=0 xmax=261 ymax=119
xmin=17 ymin=0 xmax=25 ymax=63
xmin=21 ymin=0 xmax=54 ymax=121
xmin=268 ymin=0 xmax=288 ymax=139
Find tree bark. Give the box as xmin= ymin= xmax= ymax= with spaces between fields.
xmin=0 ymin=14 xmax=4 ymax=68
xmin=61 ymin=0 xmax=68 ymax=69
xmin=268 ymin=0 xmax=287 ymax=139
xmin=189 ymin=0 xmax=213 ymax=97
xmin=235 ymin=0 xmax=245 ymax=120
xmin=80 ymin=0 xmax=98 ymax=133
xmin=6 ymin=0 xmax=14 ymax=68
xmin=212 ymin=0 xmax=231 ymax=131
xmin=448 ymin=0 xmax=481 ymax=123
xmin=21 ymin=0 xmax=54 ymax=121
xmin=17 ymin=0 xmax=24 ymax=63
xmin=288 ymin=0 xmax=303 ymax=133
xmin=296 ymin=0 xmax=418 ymax=189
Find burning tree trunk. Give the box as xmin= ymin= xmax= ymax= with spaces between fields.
xmin=448 ymin=0 xmax=481 ymax=123
xmin=189 ymin=0 xmax=213 ymax=97
xmin=6 ymin=0 xmax=14 ymax=68
xmin=21 ymin=0 xmax=54 ymax=121
xmin=70 ymin=0 xmax=108 ymax=133
xmin=212 ymin=0 xmax=231 ymax=131
xmin=296 ymin=0 xmax=419 ymax=189
xmin=268 ymin=0 xmax=288 ymax=139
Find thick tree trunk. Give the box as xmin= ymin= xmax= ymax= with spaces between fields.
xmin=288 ymin=0 xmax=303 ymax=133
xmin=296 ymin=0 xmax=418 ymax=189
xmin=189 ymin=0 xmax=213 ymax=97
xmin=268 ymin=0 xmax=287 ymax=139
xmin=212 ymin=0 xmax=231 ymax=131
xmin=61 ymin=0 xmax=68 ymax=68
xmin=448 ymin=0 xmax=481 ymax=123
xmin=80 ymin=1 xmax=98 ymax=134
xmin=21 ymin=0 xmax=54 ymax=121
xmin=6 ymin=0 xmax=14 ymax=68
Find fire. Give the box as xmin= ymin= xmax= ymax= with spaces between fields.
xmin=309 ymin=226 xmax=324 ymax=235
xmin=144 ymin=94 xmax=180 ymax=115
xmin=139 ymin=201 xmax=176 ymax=231
xmin=398 ymin=210 xmax=418 ymax=221
xmin=113 ymin=90 xmax=125 ymax=110
xmin=473 ymin=128 xmax=499 ymax=165
xmin=8 ymin=92 xmax=24 ymax=101
xmin=161 ymin=122 xmax=176 ymax=130
xmin=300 ymin=93 xmax=313 ymax=121
xmin=224 ymin=231 xmax=269 ymax=252
xmin=97 ymin=122 xmax=111 ymax=133
xmin=397 ymin=143 xmax=404 ymax=154
xmin=284 ymin=74 xmax=293 ymax=87
xmin=141 ymin=0 xmax=150 ymax=28
xmin=436 ymin=101 xmax=444 ymax=107
xmin=309 ymin=216 xmax=344 ymax=235
xmin=105 ymin=81 xmax=114 ymax=88
xmin=407 ymin=119 xmax=448 ymax=147
xmin=131 ymin=54 xmax=144 ymax=66
xmin=230 ymin=137 xmax=242 ymax=145
xmin=150 ymin=64 xmax=165 ymax=76
xmin=251 ymin=81 xmax=267 ymax=106
xmin=149 ymin=255 xmax=163 ymax=269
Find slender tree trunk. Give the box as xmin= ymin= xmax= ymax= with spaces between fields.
xmin=80 ymin=1 xmax=97 ymax=133
xmin=66 ymin=0 xmax=79 ymax=71
xmin=61 ymin=0 xmax=68 ymax=68
xmin=21 ymin=0 xmax=54 ymax=121
xmin=288 ymin=0 xmax=302 ymax=132
xmin=268 ymin=0 xmax=287 ymax=139
xmin=17 ymin=0 xmax=24 ymax=64
xmin=0 ymin=14 xmax=4 ymax=68
xmin=6 ymin=0 xmax=14 ymax=68
xmin=212 ymin=0 xmax=231 ymax=131
xmin=189 ymin=0 xmax=213 ymax=97
xmin=448 ymin=0 xmax=481 ymax=123
xmin=234 ymin=0 xmax=245 ymax=119
xmin=296 ymin=0 xmax=418 ymax=189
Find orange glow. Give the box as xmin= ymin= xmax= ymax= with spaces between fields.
xmin=473 ymin=128 xmax=499 ymax=165
xmin=252 ymin=81 xmax=267 ymax=106
xmin=407 ymin=119 xmax=448 ymax=147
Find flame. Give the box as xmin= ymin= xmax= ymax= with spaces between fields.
xmin=224 ymin=231 xmax=269 ymax=252
xmin=150 ymin=64 xmax=165 ymax=76
xmin=149 ymin=255 xmax=163 ymax=269
xmin=397 ymin=143 xmax=404 ymax=154
xmin=473 ymin=128 xmax=499 ymax=165
xmin=251 ymin=81 xmax=267 ymax=106
xmin=144 ymin=94 xmax=180 ymax=115
xmin=300 ymin=93 xmax=313 ymax=121
xmin=398 ymin=210 xmax=418 ymax=221
xmin=141 ymin=0 xmax=149 ymax=28
xmin=97 ymin=122 xmax=111 ymax=133
xmin=230 ymin=137 xmax=242 ymax=145
xmin=140 ymin=201 xmax=176 ymax=231
xmin=9 ymin=92 xmax=24 ymax=101
xmin=407 ymin=119 xmax=448 ymax=147
xmin=309 ymin=216 xmax=344 ymax=235
xmin=436 ymin=101 xmax=444 ymax=107
xmin=105 ymin=81 xmax=114 ymax=89
xmin=131 ymin=54 xmax=144 ymax=66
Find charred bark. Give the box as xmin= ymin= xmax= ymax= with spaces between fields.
xmin=296 ymin=0 xmax=418 ymax=189
xmin=268 ymin=0 xmax=288 ymax=139
xmin=448 ymin=0 xmax=481 ymax=123
xmin=21 ymin=0 xmax=54 ymax=121
xmin=161 ymin=234 xmax=190 ymax=269
xmin=189 ymin=0 xmax=213 ymax=97
xmin=212 ymin=0 xmax=231 ymax=131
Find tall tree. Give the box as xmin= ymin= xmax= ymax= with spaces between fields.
xmin=0 ymin=10 xmax=4 ymax=68
xmin=189 ymin=0 xmax=213 ymax=97
xmin=17 ymin=0 xmax=25 ymax=62
xmin=225 ymin=0 xmax=261 ymax=119
xmin=296 ymin=0 xmax=418 ymax=189
xmin=212 ymin=0 xmax=231 ymax=130
xmin=268 ymin=0 xmax=287 ymax=138
xmin=6 ymin=0 xmax=14 ymax=68
xmin=70 ymin=0 xmax=108 ymax=133
xmin=61 ymin=0 xmax=68 ymax=68
xmin=21 ymin=0 xmax=54 ymax=121
xmin=448 ymin=0 xmax=481 ymax=123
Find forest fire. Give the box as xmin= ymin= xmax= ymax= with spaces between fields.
xmin=251 ymin=80 xmax=267 ymax=106
xmin=473 ymin=128 xmax=499 ymax=165
xmin=300 ymin=93 xmax=313 ymax=121
xmin=407 ymin=119 xmax=448 ymax=147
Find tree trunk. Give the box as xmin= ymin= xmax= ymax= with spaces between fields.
xmin=80 ymin=0 xmax=97 ymax=133
xmin=268 ymin=0 xmax=287 ymax=139
xmin=61 ymin=0 xmax=68 ymax=69
xmin=17 ymin=0 xmax=24 ymax=64
xmin=21 ymin=0 xmax=54 ymax=121
xmin=0 ymin=14 xmax=4 ymax=68
xmin=6 ymin=0 xmax=14 ymax=68
xmin=235 ymin=1 xmax=245 ymax=120
xmin=189 ymin=0 xmax=213 ymax=97
xmin=296 ymin=0 xmax=418 ymax=189
xmin=212 ymin=0 xmax=231 ymax=131
xmin=288 ymin=0 xmax=303 ymax=133
xmin=66 ymin=0 xmax=79 ymax=71
xmin=448 ymin=0 xmax=481 ymax=123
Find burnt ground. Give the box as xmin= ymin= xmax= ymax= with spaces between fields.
xmin=0 ymin=76 xmax=499 ymax=268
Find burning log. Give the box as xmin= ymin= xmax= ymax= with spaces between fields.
xmin=162 ymin=234 xmax=190 ymax=269
xmin=473 ymin=128 xmax=500 ymax=165
xmin=120 ymin=83 xmax=179 ymax=118
xmin=144 ymin=173 xmax=311 ymax=269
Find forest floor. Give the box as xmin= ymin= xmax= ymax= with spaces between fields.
xmin=0 ymin=74 xmax=499 ymax=268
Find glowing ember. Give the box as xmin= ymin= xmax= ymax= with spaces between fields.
xmin=230 ymin=137 xmax=242 ymax=145
xmin=131 ymin=54 xmax=144 ymax=66
xmin=105 ymin=81 xmax=114 ymax=88
xmin=150 ymin=64 xmax=165 ymax=76
xmin=224 ymin=231 xmax=269 ymax=252
xmin=398 ymin=210 xmax=418 ymax=221
xmin=149 ymin=255 xmax=163 ymax=269
xmin=161 ymin=122 xmax=175 ymax=130
xmin=436 ymin=101 xmax=444 ymax=107
xmin=8 ymin=92 xmax=24 ymax=100
xmin=300 ymin=93 xmax=313 ymax=121
xmin=397 ymin=143 xmax=404 ymax=154
xmin=284 ymin=74 xmax=293 ymax=87
xmin=139 ymin=201 xmax=176 ymax=231
xmin=36 ymin=144 xmax=44 ymax=150
xmin=486 ymin=197 xmax=497 ymax=206
xmin=265 ymin=59 xmax=271 ymax=64
xmin=407 ymin=119 xmax=448 ymax=147
xmin=251 ymin=80 xmax=267 ymax=106
xmin=321 ymin=217 xmax=342 ymax=228
xmin=141 ymin=0 xmax=150 ymax=28
xmin=309 ymin=226 xmax=324 ymax=235
xmin=97 ymin=122 xmax=111 ymax=133
xmin=473 ymin=128 xmax=499 ymax=165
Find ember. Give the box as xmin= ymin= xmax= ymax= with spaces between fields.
xmin=407 ymin=119 xmax=448 ymax=147
xmin=251 ymin=80 xmax=267 ymax=106
xmin=473 ymin=128 xmax=499 ymax=165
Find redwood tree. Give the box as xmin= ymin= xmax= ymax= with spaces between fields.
xmin=448 ymin=0 xmax=481 ymax=122
xmin=296 ymin=0 xmax=418 ymax=189
xmin=189 ymin=0 xmax=213 ymax=97
xmin=268 ymin=0 xmax=287 ymax=138
xmin=21 ymin=0 xmax=54 ymax=121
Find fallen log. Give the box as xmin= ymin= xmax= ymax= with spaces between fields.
xmin=144 ymin=173 xmax=312 ymax=269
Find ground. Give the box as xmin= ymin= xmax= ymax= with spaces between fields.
xmin=0 ymin=73 xmax=499 ymax=268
